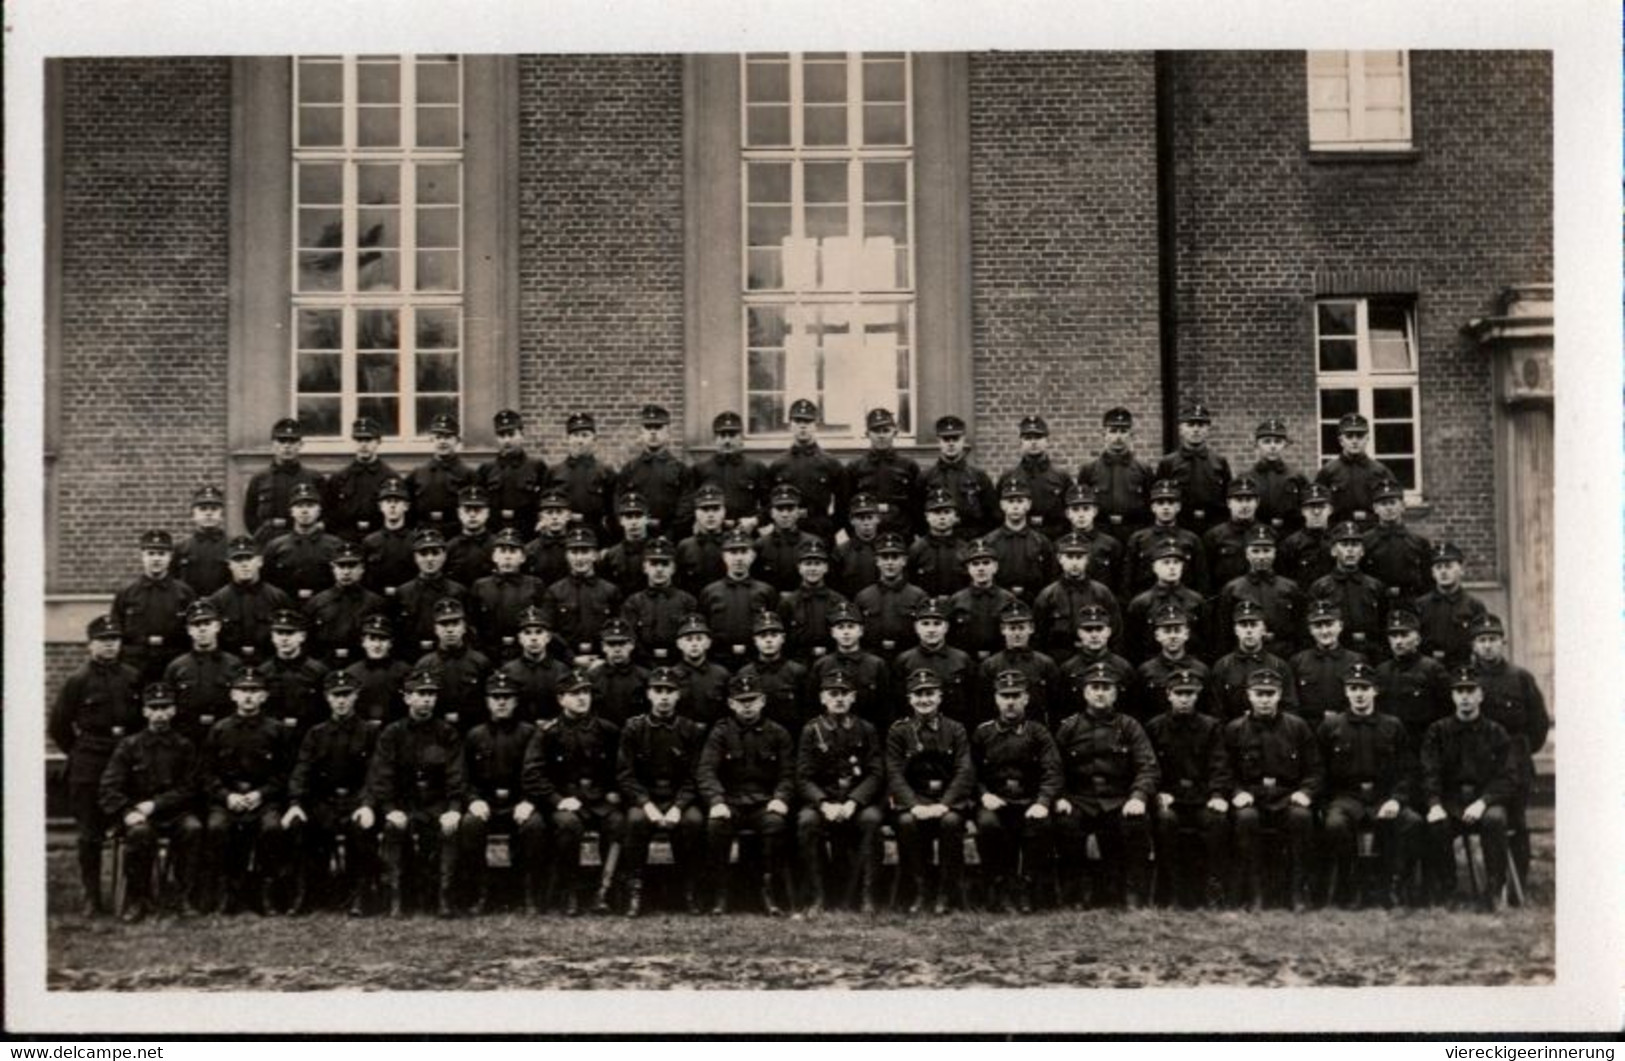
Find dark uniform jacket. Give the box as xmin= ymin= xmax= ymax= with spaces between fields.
xmin=254 ymin=653 xmax=330 ymax=736
xmin=244 ymin=460 xmax=323 ymax=541
xmin=462 ymin=717 xmax=537 ymax=809
xmin=699 ymin=576 xmax=780 ymax=659
xmin=176 ymin=527 xmax=231 ymax=597
xmin=1361 ymin=522 xmax=1432 ymax=602
xmin=1124 ymin=583 xmax=1207 ymax=664
xmin=740 ymin=657 xmax=812 ymax=734
xmin=696 ymin=715 xmax=796 ymax=809
xmin=113 ymin=574 xmax=197 ymax=675
xmin=618 ymin=449 xmax=693 ymax=534
xmin=1471 ymin=659 xmax=1550 ymax=790
xmin=263 ymin=527 xmax=344 ymax=600
xmin=922 ymin=456 xmax=998 ymax=539
xmin=1315 ymin=454 xmax=1394 ymax=526
xmin=1052 ymin=709 xmax=1160 ymax=811
xmin=551 ymin=454 xmax=618 ymax=537
xmin=601 ymin=535 xmax=655 ymax=599
xmin=367 ymin=715 xmax=468 ymax=814
xmin=1059 ymin=650 xmax=1135 ymax=717
xmin=468 ymin=572 xmax=546 ymax=657
xmin=1145 ymin=710 xmax=1231 ymax=806
xmin=542 ymin=574 xmax=623 ymax=658
xmin=998 ymin=456 xmax=1073 ymax=537
xmin=831 ymin=535 xmax=881 ymax=599
xmin=847 ymin=449 xmax=922 ymax=538
xmin=971 ymin=717 xmax=1063 ymax=807
xmin=304 ymin=582 xmax=386 ymax=664
xmin=1414 ymin=587 xmax=1489 ymax=667
xmin=1217 ymin=572 xmax=1308 ymax=655
xmin=203 ymin=713 xmax=292 ymax=808
xmin=325 ymin=457 xmax=400 ymax=540
xmin=1202 ymin=520 xmax=1259 ymax=590
xmin=1133 ymin=654 xmax=1211 ymax=725
xmin=853 ymin=577 xmax=928 ymax=654
xmin=1375 ymin=652 xmax=1452 ymax=751
xmin=984 ymin=523 xmax=1057 ymax=600
xmin=207 ymin=579 xmax=295 ymax=661
xmin=1317 ymin=710 xmax=1411 ymax=805
xmin=777 ymin=584 xmax=848 ymax=663
xmin=49 ymin=660 xmax=142 ymax=783
xmin=1062 ymin=527 xmax=1127 ymax=598
xmin=445 ymin=529 xmax=496 ymax=588
xmin=1289 ymin=644 xmax=1366 ymax=720
xmin=523 ymin=530 xmax=571 ymax=587
xmin=767 ymin=442 xmax=848 ymax=541
xmin=885 ymin=713 xmax=975 ymax=810
xmin=617 ymin=712 xmax=705 ymax=808
xmin=979 ymin=648 xmax=1064 ymax=731
xmin=412 ymin=644 xmax=493 ymax=731
xmin=361 ymin=524 xmax=419 ymax=596
xmin=908 ymin=532 xmax=970 ymax=598
xmin=290 ymin=713 xmax=380 ymax=810
xmin=164 ymin=649 xmax=243 ymax=743
xmin=676 ymin=656 xmax=732 ymax=727
xmin=797 ymin=714 xmax=884 ymax=807
xmin=948 ymin=583 xmax=1019 ymax=659
xmin=1420 ymin=714 xmax=1513 ymax=813
xmin=1124 ymin=523 xmax=1210 ymax=596
xmin=1310 ymin=569 xmax=1388 ymax=656
xmin=99 ymin=727 xmax=199 ymax=823
xmin=1251 ymin=459 xmax=1308 ymax=534
xmin=500 ymin=653 xmax=573 ymax=722
xmin=809 ymin=650 xmax=894 ymax=730
xmin=1208 ymin=649 xmax=1297 ymax=721
xmin=756 ymin=528 xmax=824 ymax=594
xmin=392 ymin=574 xmax=469 ymax=654
xmin=407 ymin=454 xmax=477 ymax=535
xmin=1279 ymin=525 xmax=1335 ymax=588
xmin=346 ymin=657 xmax=412 ymax=725
xmin=686 ymin=452 xmax=771 ymax=526
xmin=588 ymin=660 xmax=648 ymax=729
xmin=1222 ymin=711 xmax=1323 ymax=806
xmin=477 ymin=450 xmax=549 ymax=533
xmin=622 ymin=584 xmax=698 ymax=665
xmin=1156 ymin=445 xmax=1231 ymax=530
xmin=1032 ymin=576 xmax=1123 ymax=661
xmin=676 ymin=530 xmax=727 ymax=596
xmin=893 ymin=643 xmax=977 ymax=727
xmin=1076 ymin=451 xmax=1154 ymax=537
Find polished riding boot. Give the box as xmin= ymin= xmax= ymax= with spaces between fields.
xmin=259 ymin=877 xmax=281 ymax=917
xmin=592 ymin=873 xmax=615 ymax=915
xmin=1015 ymin=876 xmax=1034 ymax=915
xmin=437 ymin=862 xmax=457 ymax=919
xmin=802 ymin=861 xmax=826 ymax=917
xmin=78 ymin=856 xmax=105 ymax=918
xmin=760 ymin=872 xmax=785 ymax=917
xmin=907 ymin=874 xmax=929 ymax=916
xmin=385 ymin=860 xmax=405 ymax=918
xmin=1289 ymin=865 xmax=1309 ymax=913
xmin=1203 ymin=874 xmax=1228 ymax=911
xmin=523 ymin=872 xmax=542 ymax=916
xmin=624 ymin=878 xmax=644 ymax=918
xmin=469 ymin=876 xmax=490 ymax=916
xmin=859 ymin=861 xmax=878 ymax=916
xmin=1246 ymin=865 xmax=1266 ymax=912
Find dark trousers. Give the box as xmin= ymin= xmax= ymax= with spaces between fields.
xmin=893 ymin=809 xmax=967 ymax=887
xmin=795 ymin=804 xmax=883 ymax=905
xmin=120 ymin=813 xmax=203 ymax=907
xmin=286 ymin=801 xmax=377 ymax=907
xmin=624 ymin=803 xmax=705 ymax=878
xmin=380 ymin=809 xmax=459 ymax=903
xmin=204 ymin=805 xmax=286 ymax=906
xmin=458 ymin=806 xmax=548 ymax=894
xmin=69 ymin=780 xmax=110 ymax=908
xmin=704 ymin=804 xmax=788 ymax=895
xmin=551 ymin=802 xmax=626 ymax=893
xmin=1428 ymin=805 xmax=1509 ymax=900
xmin=1153 ymin=802 xmax=1229 ymax=902
xmin=1233 ymin=801 xmax=1313 ymax=901
xmin=1054 ymin=803 xmax=1151 ymax=903
xmin=1323 ymin=796 xmax=1421 ymax=889
xmin=974 ymin=803 xmax=1055 ymax=885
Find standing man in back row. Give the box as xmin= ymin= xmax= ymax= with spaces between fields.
xmin=245 ymin=418 xmax=323 ymax=545
xmin=1157 ymin=401 xmax=1231 ymax=535
xmin=1076 ymin=406 xmax=1154 ymax=543
xmin=769 ymin=399 xmax=848 ymax=544
xmin=998 ymin=416 xmax=1072 ymax=539
xmin=847 ymin=407 xmax=921 ymax=539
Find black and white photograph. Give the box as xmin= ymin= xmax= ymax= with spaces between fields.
xmin=5 ymin=0 xmax=1620 ymax=1037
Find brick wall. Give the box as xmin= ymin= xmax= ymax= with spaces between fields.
xmin=1167 ymin=51 xmax=1552 ymax=578
xmin=515 ymin=55 xmax=687 ymax=467
xmin=967 ymin=52 xmax=1164 ymax=476
xmin=53 ymin=59 xmax=234 ymax=593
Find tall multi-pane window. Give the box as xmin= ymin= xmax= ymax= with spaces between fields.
xmin=1315 ymin=297 xmax=1423 ymax=496
xmin=741 ymin=52 xmax=916 ymax=440
xmin=1307 ymin=51 xmax=1412 ymax=151
xmin=292 ymin=55 xmax=464 ymax=439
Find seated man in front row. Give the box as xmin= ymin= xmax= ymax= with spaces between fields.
xmin=1420 ymin=668 xmax=1515 ymax=912
xmin=885 ymin=668 xmax=976 ymax=916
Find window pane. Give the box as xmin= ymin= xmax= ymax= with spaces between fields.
xmin=357 ymin=207 xmax=400 ymax=249
xmin=864 ymin=204 xmax=908 ymax=243
xmin=746 ymin=61 xmax=790 ymax=104
xmin=357 ymin=62 xmax=400 ymax=105
xmin=357 ymin=107 xmax=401 ymax=148
xmin=416 ymin=163 xmax=459 ymax=205
xmin=416 ymin=308 xmax=460 ymax=348
xmin=863 ymin=60 xmax=906 ymax=103
xmin=416 ymin=352 xmax=460 ymax=392
xmin=358 ymin=163 xmax=401 ymax=204
xmin=747 ymin=249 xmax=783 ymax=290
xmin=1317 ymin=301 xmax=1357 ymax=337
xmin=747 ymin=305 xmax=787 ymax=348
xmin=863 ymin=161 xmax=907 ymax=203
xmin=1309 ymin=77 xmax=1350 ymax=109
xmin=1307 ymin=51 xmax=1349 ymax=74
xmin=1309 ymin=110 xmax=1350 ymax=143
xmin=1319 ymin=424 xmax=1341 ymax=458
xmin=804 ymin=161 xmax=847 ymax=204
xmin=416 ymin=250 xmax=460 ymax=291
xmin=297 ymin=309 xmax=342 ymax=350
xmin=748 ymin=206 xmax=792 ymax=247
xmin=357 ymin=352 xmax=400 ymax=392
xmin=746 ymin=106 xmax=790 ymax=147
xmin=416 ymin=207 xmax=460 ymax=247
xmin=805 ymin=206 xmax=846 ymax=240
xmin=416 ymin=61 xmax=460 ymax=105
xmin=1363 ymin=50 xmax=1403 ymax=72
xmin=1318 ymin=338 xmax=1357 ymax=372
xmin=1373 ymin=422 xmax=1414 ymax=454
xmin=747 ymin=348 xmax=784 ymax=391
xmin=357 ymin=309 xmax=400 ymax=349
xmin=749 ymin=393 xmax=786 ymax=434
xmin=297 ymin=61 xmax=343 ymax=104
xmin=1369 ymin=302 xmax=1414 ymax=365
xmin=1372 ymin=387 xmax=1413 ymax=418
xmin=803 ymin=106 xmax=847 ymax=146
xmin=1363 ymin=109 xmax=1407 ymax=142
xmin=298 ymin=352 xmax=342 ymax=392
xmin=357 ymin=251 xmax=399 ymax=290
xmin=747 ymin=162 xmax=791 ymax=203
xmin=356 ymin=396 xmax=400 ymax=436
xmin=416 ymin=395 xmax=458 ymax=431
xmin=1319 ymin=388 xmax=1358 ymax=419
xmin=297 ymin=163 xmax=342 ymax=204
xmin=1383 ymin=459 xmax=1417 ymax=491
xmin=297 ymin=397 xmax=343 ymax=437
xmin=416 ymin=107 xmax=460 ymax=148
xmin=298 ymin=106 xmax=343 ymax=148
xmin=1366 ymin=72 xmax=1405 ymax=107
xmin=297 ymin=254 xmax=343 ymax=292
xmin=803 ymin=60 xmax=847 ymax=104
xmin=863 ymin=105 xmax=907 ymax=146
xmin=298 ymin=207 xmax=344 ymax=250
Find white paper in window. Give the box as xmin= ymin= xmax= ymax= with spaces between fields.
xmin=823 ymin=331 xmax=862 ymax=427
xmin=859 ymin=327 xmax=899 ymax=413
xmin=784 ymin=316 xmax=819 ymax=410
xmin=859 ymin=236 xmax=896 ymax=291
xmin=782 ymin=236 xmax=817 ymax=290
xmin=820 ymin=236 xmax=858 ymax=292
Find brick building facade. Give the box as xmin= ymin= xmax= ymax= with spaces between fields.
xmin=42 ymin=51 xmax=1553 ymax=713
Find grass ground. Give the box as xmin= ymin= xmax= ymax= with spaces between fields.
xmin=44 ymin=814 xmax=1554 ymax=991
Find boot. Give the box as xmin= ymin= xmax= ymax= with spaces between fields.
xmin=858 ymin=862 xmax=878 ymax=916
xmin=1246 ymin=866 xmax=1265 ymax=912
xmin=523 ymin=873 xmax=542 ymax=916
xmin=683 ymin=877 xmax=703 ymax=915
xmin=709 ymin=879 xmax=729 ymax=916
xmin=437 ymin=876 xmax=457 ymax=919
xmin=907 ymin=875 xmax=929 ymax=916
xmin=259 ymin=878 xmax=281 ymax=917
xmin=986 ymin=877 xmax=1009 ymax=914
xmin=592 ymin=875 xmax=615 ymax=915
xmin=1203 ymin=875 xmax=1227 ymax=911
xmin=624 ymin=878 xmax=644 ymax=918
xmin=802 ymin=863 xmax=827 ymax=917
xmin=760 ymin=872 xmax=785 ymax=917
xmin=79 ymin=860 xmax=105 ymax=918
xmin=562 ymin=889 xmax=582 ymax=917
xmin=120 ymin=896 xmax=149 ymax=924
xmin=288 ymin=866 xmax=311 ymax=917
xmin=1014 ymin=876 xmax=1034 ymax=915
xmin=1289 ymin=865 xmax=1309 ymax=913
xmin=386 ymin=862 xmax=405 ymax=918
xmin=348 ymin=883 xmax=368 ymax=918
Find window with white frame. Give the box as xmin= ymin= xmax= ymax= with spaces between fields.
xmin=1307 ymin=51 xmax=1411 ymax=151
xmin=292 ymin=55 xmax=464 ymax=439
xmin=1315 ymin=297 xmax=1422 ymax=496
xmin=741 ymin=52 xmax=916 ymax=440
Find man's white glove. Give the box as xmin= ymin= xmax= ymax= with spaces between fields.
xmin=467 ymin=799 xmax=491 ymax=821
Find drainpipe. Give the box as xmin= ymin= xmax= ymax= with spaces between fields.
xmin=1154 ymin=52 xmax=1179 ymax=455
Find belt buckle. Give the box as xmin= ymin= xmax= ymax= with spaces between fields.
xmin=336 ymin=787 xmax=351 ymax=797
xmin=496 ymin=788 xmax=510 ymax=801
xmin=733 ymin=644 xmax=747 ymax=656
xmin=283 ymin=717 xmax=298 ymax=728
xmin=1262 ymin=777 xmax=1278 ymax=790
xmin=927 ymin=780 xmax=944 ymax=794
xmin=200 ymin=715 xmax=215 ymax=727
xmin=335 ymin=648 xmax=350 ymax=660
xmin=358 ymin=521 xmax=372 ymax=532
xmin=1109 ymin=515 xmax=1123 ymax=525
xmin=654 ymin=649 xmax=669 ymax=659
xmin=501 ymin=510 xmax=515 ymax=520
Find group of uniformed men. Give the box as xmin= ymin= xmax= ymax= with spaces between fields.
xmin=54 ymin=399 xmax=1549 ymax=921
